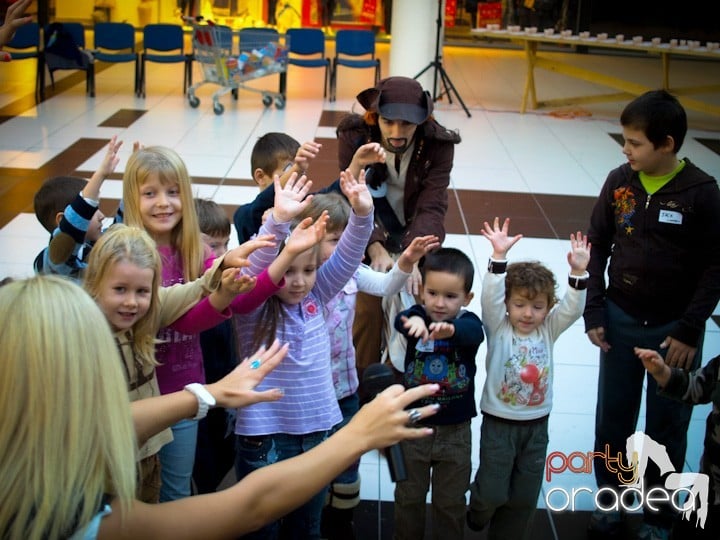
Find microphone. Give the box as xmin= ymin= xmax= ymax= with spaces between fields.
xmin=361 ymin=363 xmax=407 ymax=482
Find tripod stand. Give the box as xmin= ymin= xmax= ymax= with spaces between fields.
xmin=414 ymin=0 xmax=471 ymax=117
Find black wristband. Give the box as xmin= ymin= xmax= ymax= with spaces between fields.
xmin=487 ymin=259 xmax=508 ymax=274
xmin=568 ymin=273 xmax=589 ymax=290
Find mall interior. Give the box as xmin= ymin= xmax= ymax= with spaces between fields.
xmin=1 ymin=1 xmax=719 ymax=539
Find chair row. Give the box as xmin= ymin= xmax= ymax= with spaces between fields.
xmin=5 ymin=22 xmax=381 ymax=102
xmin=286 ymin=27 xmax=381 ymax=101
xmin=5 ymin=21 xmax=193 ymax=100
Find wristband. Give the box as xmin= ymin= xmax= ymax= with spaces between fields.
xmin=568 ymin=272 xmax=590 ymax=290
xmin=184 ymin=383 xmax=216 ymax=420
xmin=487 ymin=258 xmax=508 ymax=274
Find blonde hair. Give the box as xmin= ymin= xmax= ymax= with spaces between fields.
xmin=84 ymin=224 xmax=162 ymax=368
xmin=0 ymin=276 xmax=136 ymax=539
xmin=122 ymin=146 xmax=205 ymax=282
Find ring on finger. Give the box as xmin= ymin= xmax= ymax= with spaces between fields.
xmin=407 ymin=408 xmax=422 ymax=425
xmin=249 ymin=359 xmax=262 ymax=369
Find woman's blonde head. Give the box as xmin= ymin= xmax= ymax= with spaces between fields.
xmin=0 ymin=276 xmax=136 ymax=539
xmin=123 ymin=146 xmax=204 ymax=281
xmin=84 ymin=224 xmax=162 ymax=367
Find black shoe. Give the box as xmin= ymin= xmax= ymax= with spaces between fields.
xmin=321 ymin=506 xmax=356 ymax=540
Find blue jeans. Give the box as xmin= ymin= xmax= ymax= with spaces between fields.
xmin=235 ymin=431 xmax=329 ymax=540
xmin=594 ymin=300 xmax=701 ymax=528
xmin=330 ymin=393 xmax=360 ymax=486
xmin=159 ymin=418 xmax=199 ymax=502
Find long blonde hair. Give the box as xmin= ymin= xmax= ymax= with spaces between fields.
xmin=0 ymin=276 xmax=136 ymax=539
xmin=84 ymin=224 xmax=162 ymax=368
xmin=122 ymin=146 xmax=205 ymax=282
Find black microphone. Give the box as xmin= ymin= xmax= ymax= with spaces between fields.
xmin=361 ymin=363 xmax=408 ymax=483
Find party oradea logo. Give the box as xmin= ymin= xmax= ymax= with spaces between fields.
xmin=544 ymin=431 xmax=709 ymax=529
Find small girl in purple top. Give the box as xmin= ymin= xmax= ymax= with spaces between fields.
xmin=233 ymin=170 xmax=374 ymax=540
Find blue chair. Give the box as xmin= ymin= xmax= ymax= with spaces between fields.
xmin=4 ymin=21 xmax=42 ymax=102
xmin=285 ymin=28 xmax=330 ymax=98
xmin=330 ymin=29 xmax=381 ymax=102
xmin=43 ymin=22 xmax=94 ymax=98
xmin=91 ymin=22 xmax=139 ymax=96
xmin=139 ymin=24 xmax=193 ymax=98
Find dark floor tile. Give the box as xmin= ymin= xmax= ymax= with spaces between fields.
xmin=454 ymin=190 xmax=556 ymax=238
xmin=533 ymin=193 xmax=597 ymax=238
xmin=353 ymin=501 xmax=580 ymax=540
xmin=319 ymin=109 xmax=350 ymax=128
xmin=0 ymin=137 xmax=109 ymax=229
xmin=99 ymin=108 xmax=147 ymax=128
xmin=609 ymin=132 xmax=624 ymax=146
xmin=696 ymin=137 xmax=720 ymax=156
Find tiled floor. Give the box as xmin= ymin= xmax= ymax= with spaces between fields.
xmin=1 ymin=31 xmax=719 ymax=539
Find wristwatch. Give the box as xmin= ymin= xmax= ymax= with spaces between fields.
xmin=184 ymin=383 xmax=216 ymax=420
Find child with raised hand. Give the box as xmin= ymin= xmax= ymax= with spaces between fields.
xmin=122 ymin=145 xmax=295 ymax=502
xmin=33 ymin=135 xmax=122 ymax=279
xmin=290 ymin=191 xmax=438 ymax=538
xmin=0 ymin=273 xmax=442 ymax=540
xmin=467 ymin=217 xmax=590 ymax=540
xmin=232 ymin=168 xmax=374 ymax=540
xmin=634 ymin=346 xmax=720 ymax=538
xmin=234 ymin=132 xmax=322 ymax=244
xmin=82 ymin=223 xmax=265 ymax=503
xmin=392 ymin=247 xmax=484 ymax=540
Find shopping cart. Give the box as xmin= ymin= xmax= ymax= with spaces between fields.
xmin=187 ymin=20 xmax=289 ymax=115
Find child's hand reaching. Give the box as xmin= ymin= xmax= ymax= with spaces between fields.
xmin=634 ymin=347 xmax=671 ymax=388
xmin=350 ymin=142 xmax=387 ymax=176
xmin=481 ymin=217 xmax=522 ymax=260
xmin=397 ymin=235 xmax=440 ymax=274
xmin=401 ymin=315 xmax=430 ymax=342
xmin=428 ymin=321 xmax=455 ymax=341
xmin=285 ymin=212 xmax=330 ymax=256
xmin=272 ymin=172 xmax=313 ymax=223
xmin=567 ymin=231 xmax=591 ymax=275
xmin=294 ymin=141 xmax=322 ymax=171
xmin=221 ymin=234 xmax=276 ymax=270
xmin=339 ymin=168 xmax=373 ymax=217
xmin=97 ymin=135 xmax=123 ymax=178
xmin=84 ymin=135 xmax=123 ymax=201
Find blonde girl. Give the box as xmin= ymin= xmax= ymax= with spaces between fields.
xmin=83 ymin=224 xmax=237 ymax=503
xmin=123 ymin=146 xmax=221 ymax=501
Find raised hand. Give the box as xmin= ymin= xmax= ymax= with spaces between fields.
xmin=285 ymin=212 xmax=329 ymax=256
xmin=0 ymin=0 xmax=32 ymax=55
xmin=272 ymin=172 xmax=313 ymax=223
xmin=398 ymin=235 xmax=440 ymax=272
xmin=97 ymin=135 xmax=123 ymax=178
xmin=294 ymin=140 xmax=322 ymax=170
xmin=339 ymin=168 xmax=373 ymax=217
xmin=567 ymin=231 xmax=591 ymax=273
xmin=481 ymin=217 xmax=522 ymax=260
xmin=350 ymin=142 xmax=387 ymax=177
